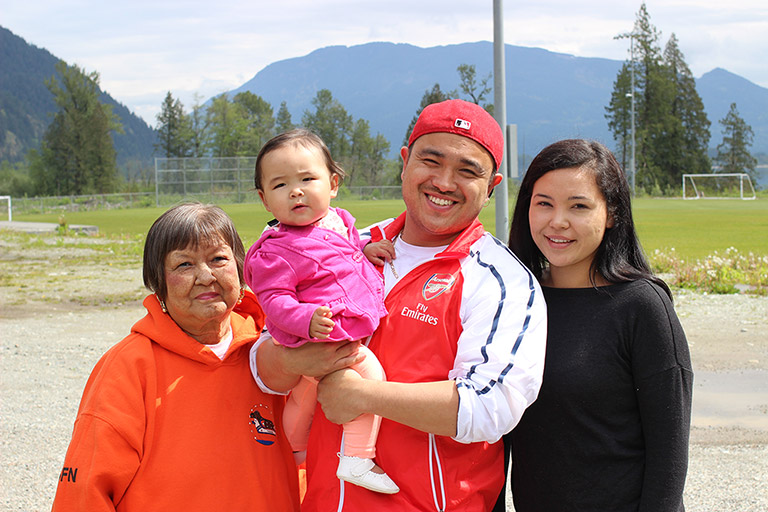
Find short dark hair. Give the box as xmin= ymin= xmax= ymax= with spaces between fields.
xmin=508 ymin=139 xmax=671 ymax=297
xmin=143 ymin=202 xmax=245 ymax=300
xmin=253 ymin=129 xmax=345 ymax=191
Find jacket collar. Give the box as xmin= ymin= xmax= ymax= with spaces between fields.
xmin=378 ymin=211 xmax=486 ymax=259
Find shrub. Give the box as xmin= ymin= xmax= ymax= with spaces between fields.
xmin=649 ymin=247 xmax=767 ymax=295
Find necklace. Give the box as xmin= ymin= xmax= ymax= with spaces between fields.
xmin=388 ymin=235 xmax=399 ymax=279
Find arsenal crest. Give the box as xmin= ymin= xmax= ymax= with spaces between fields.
xmin=422 ymin=273 xmax=455 ymax=301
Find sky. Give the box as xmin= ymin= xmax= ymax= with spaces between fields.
xmin=5 ymin=1 xmax=767 ymax=126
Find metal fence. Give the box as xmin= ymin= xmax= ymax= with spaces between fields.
xmin=154 ymin=156 xmax=403 ymax=204
xmin=155 ymin=157 xmax=257 ymax=206
xmin=1 ymin=157 xmax=402 ymax=217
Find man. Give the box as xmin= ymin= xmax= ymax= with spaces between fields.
xmin=300 ymin=99 xmax=548 ymax=511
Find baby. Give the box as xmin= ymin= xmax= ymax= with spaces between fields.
xmin=244 ymin=129 xmax=397 ymax=494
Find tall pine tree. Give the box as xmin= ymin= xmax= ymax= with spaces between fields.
xmin=661 ymin=34 xmax=710 ymax=181
xmin=605 ymin=62 xmax=633 ymax=171
xmin=155 ymin=92 xmax=191 ymax=158
xmin=35 ymin=61 xmax=121 ymax=195
xmin=715 ymin=103 xmax=757 ymax=179
xmin=606 ymin=3 xmax=710 ymax=194
xmin=275 ymin=101 xmax=294 ymax=133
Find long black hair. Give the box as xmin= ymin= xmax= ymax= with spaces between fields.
xmin=508 ymin=139 xmax=671 ymax=298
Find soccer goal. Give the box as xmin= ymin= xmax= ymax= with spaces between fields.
xmin=0 ymin=196 xmax=11 ymax=221
xmin=682 ymin=173 xmax=756 ymax=200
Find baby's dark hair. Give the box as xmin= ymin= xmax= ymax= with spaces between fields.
xmin=253 ymin=128 xmax=345 ymax=191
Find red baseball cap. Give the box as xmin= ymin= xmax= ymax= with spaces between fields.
xmin=407 ymin=99 xmax=504 ymax=171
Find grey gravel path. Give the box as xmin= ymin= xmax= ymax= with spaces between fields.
xmin=1 ymin=237 xmax=766 ymax=511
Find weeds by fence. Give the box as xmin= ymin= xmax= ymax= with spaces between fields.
xmin=9 ymin=193 xmax=155 ymax=215
xmin=6 ymin=187 xmax=403 ymax=216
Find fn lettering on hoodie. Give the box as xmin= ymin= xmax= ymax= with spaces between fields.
xmin=59 ymin=467 xmax=78 ymax=483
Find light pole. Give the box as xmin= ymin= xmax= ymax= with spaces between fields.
xmin=617 ymin=31 xmax=637 ymax=196
xmin=493 ymin=0 xmax=509 ymax=242
xmin=629 ymin=34 xmax=636 ymax=197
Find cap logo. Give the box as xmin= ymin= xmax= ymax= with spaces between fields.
xmin=454 ymin=118 xmax=471 ymax=131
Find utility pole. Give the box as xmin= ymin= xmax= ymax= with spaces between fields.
xmin=493 ymin=0 xmax=509 ymax=242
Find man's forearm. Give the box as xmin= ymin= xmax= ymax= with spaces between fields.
xmin=319 ymin=371 xmax=459 ymax=437
xmin=366 ymin=380 xmax=460 ymax=437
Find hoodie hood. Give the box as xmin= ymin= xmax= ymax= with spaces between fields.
xmin=132 ymin=291 xmax=266 ymax=365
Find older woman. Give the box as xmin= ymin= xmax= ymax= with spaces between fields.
xmin=52 ymin=203 xmax=305 ymax=511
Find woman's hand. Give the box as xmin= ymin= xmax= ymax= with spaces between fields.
xmin=280 ymin=339 xmax=363 ymax=379
xmin=257 ymin=337 xmax=366 ymax=393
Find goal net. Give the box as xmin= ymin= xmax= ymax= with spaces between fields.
xmin=682 ymin=173 xmax=756 ymax=200
xmin=0 ymin=196 xmax=11 ymax=221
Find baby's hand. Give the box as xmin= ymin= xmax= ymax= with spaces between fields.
xmin=363 ymin=239 xmax=396 ymax=266
xmin=309 ymin=306 xmax=334 ymax=339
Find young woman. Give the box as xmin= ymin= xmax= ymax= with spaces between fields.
xmin=506 ymin=139 xmax=693 ymax=511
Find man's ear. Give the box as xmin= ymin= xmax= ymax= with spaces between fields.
xmin=257 ymin=190 xmax=271 ymax=212
xmin=488 ymin=173 xmax=503 ymax=196
xmin=400 ymin=146 xmax=409 ymax=180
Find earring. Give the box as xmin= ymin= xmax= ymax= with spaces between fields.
xmin=237 ymin=288 xmax=245 ymax=304
xmin=156 ymin=294 xmax=167 ymax=313
xmin=483 ymin=197 xmax=491 ymax=207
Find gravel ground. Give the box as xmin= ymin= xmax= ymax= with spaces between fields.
xmin=1 ymin=232 xmax=766 ymax=511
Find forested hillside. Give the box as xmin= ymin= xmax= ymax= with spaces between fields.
xmin=0 ymin=26 xmax=156 ymax=170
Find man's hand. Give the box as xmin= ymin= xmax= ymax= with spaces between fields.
xmin=317 ymin=368 xmax=367 ymax=424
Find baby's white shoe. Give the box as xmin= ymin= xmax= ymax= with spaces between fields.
xmin=336 ymin=454 xmax=399 ymax=494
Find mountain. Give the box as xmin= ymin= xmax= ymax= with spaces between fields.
xmin=4 ymin=31 xmax=766 ymax=176
xmin=0 ymin=26 xmax=156 ymax=172
xmin=231 ymin=41 xmax=768 ymax=159
xmin=697 ymin=68 xmax=768 ymax=152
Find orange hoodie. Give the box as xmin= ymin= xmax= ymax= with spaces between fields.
xmin=51 ymin=292 xmax=300 ymax=512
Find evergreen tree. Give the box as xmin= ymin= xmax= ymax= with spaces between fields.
xmin=35 ymin=61 xmax=121 ymax=195
xmin=402 ymin=84 xmax=453 ymax=147
xmin=606 ymin=3 xmax=710 ymax=194
xmin=631 ymin=2 xmax=672 ymax=192
xmin=661 ymin=34 xmax=710 ymax=180
xmin=155 ymin=92 xmax=190 ymax=158
xmin=302 ymin=89 xmax=352 ymax=158
xmin=715 ymin=103 xmax=757 ymax=179
xmin=275 ymin=101 xmax=294 ymax=133
xmin=604 ymin=62 xmax=633 ymax=171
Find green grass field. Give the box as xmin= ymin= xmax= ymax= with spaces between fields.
xmin=11 ymin=197 xmax=768 ymax=260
